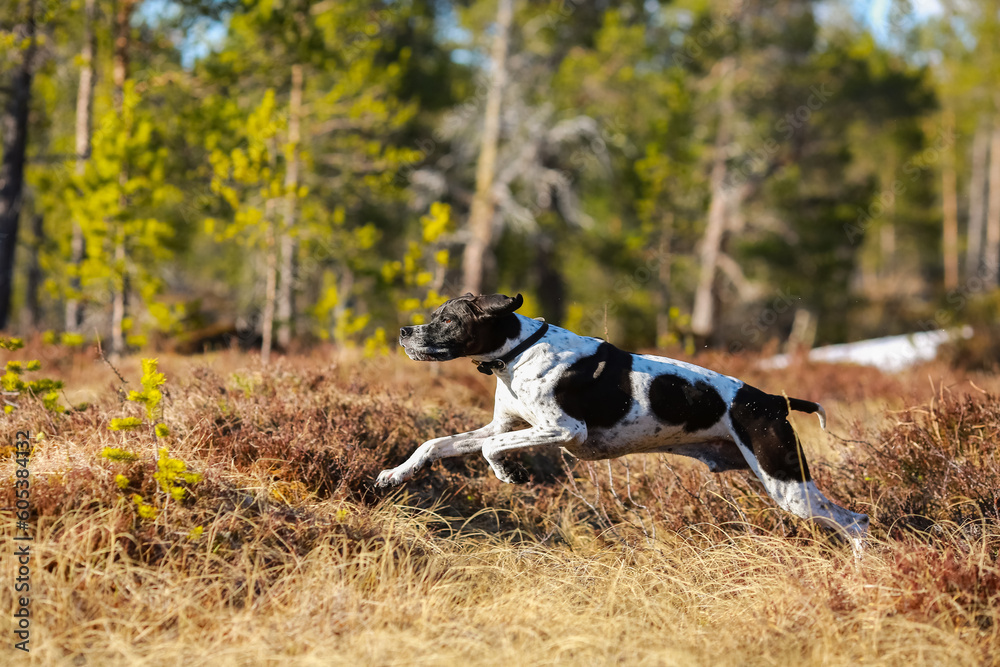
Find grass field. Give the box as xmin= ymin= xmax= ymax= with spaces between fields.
xmin=2 ymin=343 xmax=1000 ymax=666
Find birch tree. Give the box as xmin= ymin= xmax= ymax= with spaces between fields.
xmin=967 ymin=122 xmax=989 ymax=276
xmin=986 ymin=119 xmax=1000 ymax=282
xmin=941 ymin=109 xmax=959 ymax=290
xmin=276 ymin=63 xmax=302 ymax=349
xmin=690 ymin=58 xmax=735 ymax=344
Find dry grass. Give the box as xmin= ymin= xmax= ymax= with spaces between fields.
xmin=2 ymin=345 xmax=1000 ymax=666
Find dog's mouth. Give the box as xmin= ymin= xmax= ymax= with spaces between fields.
xmin=400 ymin=343 xmax=458 ymax=362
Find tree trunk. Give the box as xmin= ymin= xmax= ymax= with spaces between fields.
xmin=112 ymin=0 xmax=134 ymax=112
xmin=986 ymin=118 xmax=1000 ymax=285
xmin=967 ymin=121 xmax=989 ymax=277
xmin=534 ymin=234 xmax=565 ymax=325
xmin=786 ymin=308 xmax=816 ymax=354
xmin=880 ymin=223 xmax=896 ymax=281
xmin=461 ymin=0 xmax=512 ymax=296
xmin=66 ymin=0 xmax=97 ymax=333
xmin=110 ymin=231 xmax=128 ymax=353
xmin=0 ymin=0 xmax=37 ymax=330
xmin=691 ymin=58 xmax=735 ymax=344
xmin=261 ymin=137 xmax=279 ymax=363
xmin=942 ymin=109 xmax=959 ymax=290
xmin=22 ymin=213 xmax=43 ymax=331
xmin=261 ymin=211 xmax=278 ymax=364
xmin=654 ymin=215 xmax=673 ymax=349
xmin=110 ymin=0 xmax=135 ymax=356
xmin=277 ymin=63 xmax=303 ymax=349
xmin=331 ymin=267 xmax=355 ymax=344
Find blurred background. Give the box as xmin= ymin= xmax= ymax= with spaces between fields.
xmin=1 ymin=0 xmax=998 ymax=363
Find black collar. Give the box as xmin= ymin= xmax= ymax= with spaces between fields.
xmin=476 ymin=322 xmax=549 ymax=376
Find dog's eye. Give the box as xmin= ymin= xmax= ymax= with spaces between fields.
xmin=444 ymin=318 xmax=452 ymax=324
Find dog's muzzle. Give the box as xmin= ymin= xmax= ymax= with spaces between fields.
xmin=399 ymin=326 xmax=455 ymax=361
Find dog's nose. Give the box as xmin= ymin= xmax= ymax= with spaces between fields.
xmin=399 ymin=326 xmax=413 ymax=339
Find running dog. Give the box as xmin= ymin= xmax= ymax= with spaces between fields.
xmin=377 ymin=293 xmax=868 ymax=545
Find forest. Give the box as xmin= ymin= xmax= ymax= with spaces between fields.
xmin=1 ymin=0 xmax=998 ymax=358
xmin=4 ymin=3 xmax=1000 ymax=664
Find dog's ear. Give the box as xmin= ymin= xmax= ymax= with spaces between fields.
xmin=475 ymin=293 xmax=523 ymax=317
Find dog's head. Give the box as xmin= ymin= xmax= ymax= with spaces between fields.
xmin=399 ymin=293 xmax=524 ymax=361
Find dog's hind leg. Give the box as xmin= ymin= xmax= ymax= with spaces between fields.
xmin=752 ymin=473 xmax=869 ymax=551
xmin=728 ymin=385 xmax=869 ymax=549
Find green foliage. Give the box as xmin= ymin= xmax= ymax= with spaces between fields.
xmin=205 ymin=88 xmax=285 ymax=249
xmin=131 ymin=494 xmax=158 ymax=520
xmin=196 ymin=0 xmax=424 ymax=349
xmin=111 ymin=359 xmax=167 ymax=426
xmin=103 ymin=358 xmax=198 ymax=517
xmin=41 ymin=391 xmax=62 ymax=412
xmin=38 ymin=81 xmax=183 ymax=340
xmin=230 ymin=372 xmax=263 ymax=398
xmin=0 ymin=337 xmax=24 ymax=351
xmin=127 ymin=358 xmax=167 ymax=422
xmin=8 ymin=0 xmax=986 ymax=351
xmin=379 ymin=201 xmax=452 ymax=331
xmin=1 ymin=341 xmax=65 ymax=413
xmin=153 ymin=447 xmax=202 ymax=502
xmin=42 ymin=332 xmax=86 ymax=348
xmin=108 ymin=417 xmax=143 ymax=432
xmin=362 ymin=327 xmax=390 ymax=357
xmin=102 ymin=447 xmax=139 ymax=463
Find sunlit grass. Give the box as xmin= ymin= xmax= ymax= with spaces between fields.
xmin=1 ymin=346 xmax=998 ymax=665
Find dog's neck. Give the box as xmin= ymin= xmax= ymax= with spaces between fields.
xmin=469 ymin=315 xmax=547 ymax=370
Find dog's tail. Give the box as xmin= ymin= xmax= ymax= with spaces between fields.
xmin=788 ymin=397 xmax=827 ymax=430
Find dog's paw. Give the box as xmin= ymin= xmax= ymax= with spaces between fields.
xmin=492 ymin=470 xmax=517 ymax=484
xmin=375 ymin=468 xmax=408 ymax=488
xmin=489 ymin=458 xmax=528 ymax=485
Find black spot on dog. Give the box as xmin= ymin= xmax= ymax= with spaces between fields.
xmin=555 ymin=342 xmax=634 ymax=429
xmin=466 ymin=312 xmax=521 ymax=357
xmin=729 ymin=384 xmax=811 ymax=482
xmin=648 ymin=375 xmax=727 ymax=432
xmin=442 ymin=294 xmax=524 ymax=357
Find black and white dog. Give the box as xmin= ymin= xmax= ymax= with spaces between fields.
xmin=377 ymin=293 xmax=868 ymax=545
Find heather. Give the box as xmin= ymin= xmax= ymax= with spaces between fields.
xmin=2 ymin=347 xmax=999 ymax=665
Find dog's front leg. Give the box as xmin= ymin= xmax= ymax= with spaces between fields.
xmin=376 ymin=419 xmax=513 ymax=487
xmin=480 ymin=420 xmax=587 ymax=483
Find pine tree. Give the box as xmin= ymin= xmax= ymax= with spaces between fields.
xmin=0 ymin=0 xmax=39 ymax=330
xmin=66 ymin=0 xmax=97 ymax=333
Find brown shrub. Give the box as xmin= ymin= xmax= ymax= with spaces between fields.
xmin=891 ymin=541 xmax=1000 ymax=628
xmin=5 ymin=348 xmax=1000 ymax=663
xmin=823 ymin=389 xmax=1000 ymax=540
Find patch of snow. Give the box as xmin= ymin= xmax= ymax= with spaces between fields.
xmin=760 ymin=326 xmax=975 ymax=373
